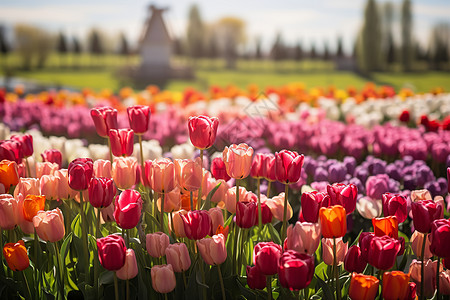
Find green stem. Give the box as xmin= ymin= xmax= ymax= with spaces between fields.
xmin=333 ymin=237 xmax=341 ymax=300
xmin=266 ymin=275 xmax=273 ymax=300
xmin=80 ymin=192 xmax=90 ymax=284
xmin=114 ymin=272 xmax=119 ymax=300
xmin=198 ymin=253 xmax=207 ymax=300
xmin=190 ymin=191 xmax=194 ymax=211
xmin=267 ymin=181 xmax=272 ymax=197
xmin=25 ymin=157 xmax=31 ymax=178
xmin=217 ymin=264 xmax=226 ymax=300
xmin=107 ymin=137 xmax=113 ymax=164
xmin=160 ymin=193 xmax=165 ymax=233
xmin=153 ymin=192 xmax=158 ymax=232
xmin=54 ymin=242 xmax=65 ymax=300
xmin=0 ymin=228 xmax=3 ymax=277
xmin=197 ymin=149 xmax=204 ymax=210
xmin=257 ymin=178 xmax=262 ymax=232
xmin=138 ymin=134 xmax=145 ymax=168
xmin=182 ymin=271 xmax=187 ymax=289
xmin=94 ymin=209 xmax=101 ymax=298
xmin=21 ymin=270 xmax=32 ymax=300
xmin=34 ymin=227 xmax=39 ymax=282
xmin=281 ymin=184 xmax=289 ymax=244
xmin=126 ymin=278 xmax=130 ymax=300
xmin=420 ymin=233 xmax=427 ymax=300
xmin=436 ymin=257 xmax=440 ymax=300
xmin=233 ymin=225 xmax=240 ymax=275
xmin=169 ymin=212 xmax=176 ymax=241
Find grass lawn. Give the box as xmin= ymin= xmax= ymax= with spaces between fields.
xmin=373 ymin=71 xmax=450 ymax=92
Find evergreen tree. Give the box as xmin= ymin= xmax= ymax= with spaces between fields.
xmin=323 ymin=41 xmax=330 ymax=60
xmin=401 ymin=0 xmax=413 ymax=71
xmin=271 ymin=32 xmax=286 ymax=61
xmin=358 ymin=0 xmax=382 ymax=72
xmin=119 ymin=33 xmax=129 ymax=56
xmin=186 ymin=4 xmax=205 ymax=60
xmin=89 ymin=29 xmax=103 ymax=55
xmin=255 ymin=37 xmax=262 ymax=60
xmin=57 ymin=32 xmax=68 ymax=54
xmin=336 ymin=36 xmax=344 ymax=58
xmin=310 ymin=42 xmax=317 ymax=60
xmin=294 ymin=41 xmax=303 ymax=61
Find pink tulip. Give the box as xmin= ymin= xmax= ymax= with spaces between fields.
xmin=197 ymin=233 xmax=227 ymax=265
xmin=409 ymin=259 xmax=439 ymax=298
xmin=54 ymin=169 xmax=77 ymax=200
xmin=94 ymin=159 xmax=112 ymax=178
xmin=33 ymin=208 xmax=65 ymax=242
xmin=410 ymin=230 xmax=433 ymax=259
xmin=322 ymin=237 xmax=348 ymax=266
xmin=36 ymin=162 xmax=59 ymax=179
xmin=101 ymin=203 xmax=115 ymax=223
xmin=203 ymin=177 xmax=228 ymax=203
xmin=109 ymin=129 xmax=134 ymax=157
xmin=224 ymin=186 xmax=253 ymax=214
xmin=251 ymin=153 xmax=267 ymax=178
xmin=165 ymin=243 xmax=191 ymax=272
xmin=222 ymin=143 xmax=253 ymax=179
xmin=116 ymin=249 xmax=138 ymax=280
xmin=208 ymin=207 xmax=224 ymax=236
xmin=41 ymin=149 xmax=62 ymax=168
xmin=40 ymin=175 xmax=58 ymax=200
xmin=90 ymin=107 xmax=118 ymax=138
xmin=151 ymin=264 xmax=176 ymax=294
xmin=440 ymin=270 xmax=450 ymax=295
xmin=127 ymin=105 xmax=151 ymax=134
xmin=0 ymin=194 xmax=19 ymax=229
xmin=356 ymin=197 xmax=382 ymax=219
xmin=112 ymin=157 xmax=137 ymax=190
xmin=286 ymin=222 xmax=321 ymax=255
xmin=175 ymin=158 xmax=203 ymax=192
xmin=14 ymin=178 xmax=40 ymax=198
xmin=157 ymin=187 xmax=181 ymax=213
xmin=263 ymin=192 xmax=293 ymax=221
xmin=262 ymin=154 xmax=276 ymax=182
xmin=274 ymin=150 xmax=304 ymax=184
xmin=146 ymin=232 xmax=170 ymax=258
xmin=145 ymin=159 xmax=175 ymax=194
xmin=188 ymin=115 xmax=219 ymax=150
xmin=169 ymin=209 xmax=188 ymax=237
xmin=410 ymin=189 xmax=432 ymax=202
xmin=113 ymin=189 xmax=143 ymax=229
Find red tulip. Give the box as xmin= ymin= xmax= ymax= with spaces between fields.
xmin=257 ymin=202 xmax=273 ymax=224
xmin=236 ymin=201 xmax=257 ymax=228
xmin=97 ymin=234 xmax=126 ymax=271
xmin=210 ymin=157 xmax=230 ymax=182
xmin=382 ymin=193 xmax=408 ymax=223
xmin=327 ymin=183 xmax=357 ymax=214
xmin=278 ymin=250 xmax=315 ymax=291
xmin=368 ymin=235 xmax=401 ymax=270
xmin=274 ymin=150 xmax=304 ymax=184
xmin=188 ymin=115 xmax=219 ymax=150
xmin=253 ymin=242 xmax=282 ymax=275
xmin=246 ymin=266 xmax=266 ymax=290
xmin=181 ymin=210 xmax=211 ymax=240
xmin=68 ymin=158 xmax=94 ymax=191
xmin=447 ymin=168 xmax=449 ymax=194
xmin=430 ymin=219 xmax=450 ymax=258
xmin=11 ymin=134 xmax=33 ymax=157
xmin=113 ymin=189 xmax=143 ymax=229
xmin=399 ymin=110 xmax=410 ymax=123
xmin=0 ymin=140 xmax=24 ymax=164
xmin=359 ymin=232 xmax=375 ymax=263
xmin=88 ymin=177 xmax=115 ymax=208
xmin=262 ymin=154 xmax=276 ymax=181
xmin=251 ymin=153 xmax=267 ymax=178
xmin=300 ymin=191 xmax=330 ymax=223
xmin=344 ymin=245 xmax=367 ymax=274
xmin=109 ymin=129 xmax=134 ymax=157
xmin=41 ymin=149 xmax=62 ymax=168
xmin=127 ymin=105 xmax=151 ymax=134
xmin=411 ymin=200 xmax=443 ymax=233
xmin=90 ymin=107 xmax=118 ymax=137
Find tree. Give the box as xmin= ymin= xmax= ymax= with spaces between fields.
xmin=57 ymin=32 xmax=68 ymax=67
xmin=430 ymin=23 xmax=450 ymax=70
xmin=336 ymin=36 xmax=344 ymax=58
xmin=383 ymin=2 xmax=396 ymax=67
xmin=72 ymin=36 xmax=82 ymax=68
xmin=88 ymin=29 xmax=103 ymax=55
xmin=214 ymin=17 xmax=246 ymax=69
xmin=255 ymin=37 xmax=262 ymax=60
xmin=310 ymin=42 xmax=317 ymax=60
xmin=401 ymin=0 xmax=413 ymax=71
xmin=118 ymin=33 xmax=129 ymax=56
xmin=323 ymin=41 xmax=330 ymax=61
xmin=14 ymin=24 xmax=53 ymax=70
xmin=357 ymin=0 xmax=382 ymax=72
xmin=173 ymin=36 xmax=184 ymax=56
xmin=271 ymin=32 xmax=286 ymax=61
xmin=186 ymin=4 xmax=205 ymax=60
xmin=294 ymin=41 xmax=303 ymax=61
xmin=0 ymin=25 xmax=10 ymax=56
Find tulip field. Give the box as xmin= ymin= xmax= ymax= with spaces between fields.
xmin=0 ymin=84 xmax=450 ymax=300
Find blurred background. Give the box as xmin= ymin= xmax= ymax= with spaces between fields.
xmin=0 ymin=0 xmax=449 ymax=92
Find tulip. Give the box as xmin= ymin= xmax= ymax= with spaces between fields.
xmin=157 ymin=187 xmax=181 ymax=212
xmin=188 ymin=115 xmax=219 ymax=150
xmin=127 ymin=105 xmax=151 ymax=134
xmin=22 ymin=195 xmax=45 ymax=222
xmin=411 ymin=200 xmax=443 ymax=233
xmin=368 ymin=235 xmax=401 ymax=270
xmin=365 ymin=174 xmax=389 ymax=200
xmin=116 ymin=249 xmax=138 ymax=280
xmin=208 ymin=207 xmax=224 ymax=236
xmin=40 ymin=175 xmax=59 ymax=200
xmin=382 ymin=271 xmax=410 ymax=300
xmin=54 ymin=169 xmax=77 ymax=200
xmin=145 ymin=159 xmax=175 ymax=194
xmin=165 ymin=243 xmax=191 ymax=272
xmin=41 ymin=149 xmax=62 ymax=168
xmin=409 ymin=259 xmax=438 ymax=299
xmin=382 ymin=193 xmax=408 ymax=223
xmin=257 ymin=202 xmax=273 ymax=224
xmin=109 ymin=129 xmax=134 ymax=157
xmin=14 ymin=177 xmax=40 ymax=199
xmin=88 ymin=177 xmax=115 ymax=208
xmin=203 ymin=177 xmax=227 ymax=204
xmin=440 ymin=270 xmax=450 ymax=295
xmin=211 ymin=157 xmax=231 ymax=182
xmin=170 ymin=210 xmax=188 ymax=237
xmin=285 ymin=222 xmax=321 ymax=255
xmin=0 ymin=140 xmax=23 ymax=163
xmin=113 ymin=189 xmax=142 ymax=229
xmin=174 ymin=158 xmax=203 ymax=192
xmin=300 ymin=191 xmax=330 ymax=223
xmin=222 ymin=143 xmax=253 ymax=179
xmin=11 ymin=134 xmax=33 ymax=157
xmin=68 ymin=158 xmax=94 ymax=191
xmin=264 ymin=192 xmax=293 ymax=222
xmin=274 ymin=150 xmax=304 ymax=184
xmin=344 ymin=245 xmax=367 ymax=273
xmin=36 ymin=162 xmax=59 ymax=179
xmin=224 ymin=186 xmax=250 ymax=214
xmin=411 ymin=230 xmax=433 ymax=259
xmin=430 ymin=219 xmax=450 ymax=258
xmin=101 ymin=203 xmax=115 ymax=223
xmin=181 ymin=210 xmax=211 ymax=240
xmin=112 ymin=157 xmax=137 ymax=190
xmin=246 ymin=266 xmax=266 ymax=290
xmin=327 ymin=183 xmax=358 ymax=214
xmin=356 ymin=197 xmax=382 ymax=219
xmin=448 ymin=167 xmax=450 ymax=194
xmin=348 ymin=273 xmax=379 ymax=300
xmin=0 ymin=160 xmax=19 ymax=190
xmin=253 ymin=242 xmax=282 ymax=275
xmin=90 ymin=107 xmax=118 ymax=138
xmin=262 ymin=154 xmax=276 ymax=182
xmin=322 ymin=237 xmax=348 ymax=266
xmin=151 ymin=264 xmax=176 ymax=294
xmin=278 ymin=250 xmax=315 ymax=291
xmin=236 ymin=201 xmax=257 ymax=228
xmin=319 ymin=205 xmax=347 ymax=238
xmin=146 ymin=232 xmax=169 ymax=258
xmin=372 ymin=216 xmax=398 ymax=239
xmin=0 ymin=194 xmax=19 ymax=229
xmin=251 ymin=153 xmax=268 ymax=178
xmin=410 ymin=189 xmax=433 ymax=202
xmin=97 ymin=234 xmax=127 ymax=271
xmin=33 ymin=208 xmax=65 ymax=242
xmin=94 ymin=159 xmax=112 ymax=178
xmin=197 ymin=233 xmax=227 ymax=265
xmin=2 ymin=240 xmax=29 ymax=271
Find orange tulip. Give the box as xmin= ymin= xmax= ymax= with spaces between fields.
xmin=348 ymin=273 xmax=379 ymax=300
xmin=319 ymin=205 xmax=347 ymax=238
xmin=180 ymin=190 xmax=197 ymax=211
xmin=22 ymin=195 xmax=45 ymax=222
xmin=174 ymin=158 xmax=203 ymax=192
xmin=372 ymin=216 xmax=398 ymax=239
xmin=2 ymin=240 xmax=30 ymax=271
xmin=0 ymin=160 xmax=19 ymax=190
xmin=382 ymin=271 xmax=410 ymax=300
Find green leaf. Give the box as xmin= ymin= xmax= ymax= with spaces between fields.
xmin=145 ymin=211 xmax=160 ymax=229
xmin=71 ymin=214 xmax=82 ymax=237
xmin=315 ymin=274 xmax=334 ymax=300
xmin=267 ymin=223 xmax=281 ymax=245
xmin=201 ymin=182 xmax=222 ymax=211
xmin=314 ymin=262 xmax=328 ymax=282
xmin=60 ymin=232 xmax=73 ymax=265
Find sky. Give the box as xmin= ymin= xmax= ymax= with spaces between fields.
xmin=0 ymin=0 xmax=449 ymax=54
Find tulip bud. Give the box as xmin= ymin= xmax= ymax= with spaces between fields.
xmin=181 ymin=210 xmax=211 ymax=240
xmin=127 ymin=105 xmax=151 ymax=134
xmin=208 ymin=207 xmax=224 ymax=236
xmin=90 ymin=107 xmax=118 ymax=138
xmin=146 ymin=232 xmax=170 ymax=258
xmin=109 ymin=129 xmax=134 ymax=157
xmin=33 ymin=208 xmax=65 ymax=242
xmin=197 ymin=233 xmax=227 ymax=265
xmin=253 ymin=242 xmax=282 ymax=276
xmin=165 ymin=243 xmax=191 ymax=272
xmin=113 ymin=189 xmax=143 ymax=229
xmin=274 ymin=150 xmax=304 ymax=184
xmin=68 ymin=158 xmax=94 ymax=191
xmin=349 ymin=273 xmax=379 ymax=300
xmin=116 ymin=249 xmax=138 ymax=280
xmin=88 ymin=177 xmax=115 ymax=208
xmin=236 ymin=201 xmax=257 ymax=228
xmin=2 ymin=240 xmax=29 ymax=271
xmin=222 ymin=143 xmax=253 ymax=179
xmin=151 ymin=264 xmax=176 ymax=294
xmin=188 ymin=115 xmax=219 ymax=150
xmin=97 ymin=234 xmax=127 ymax=271
xmin=278 ymin=250 xmax=315 ymax=291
